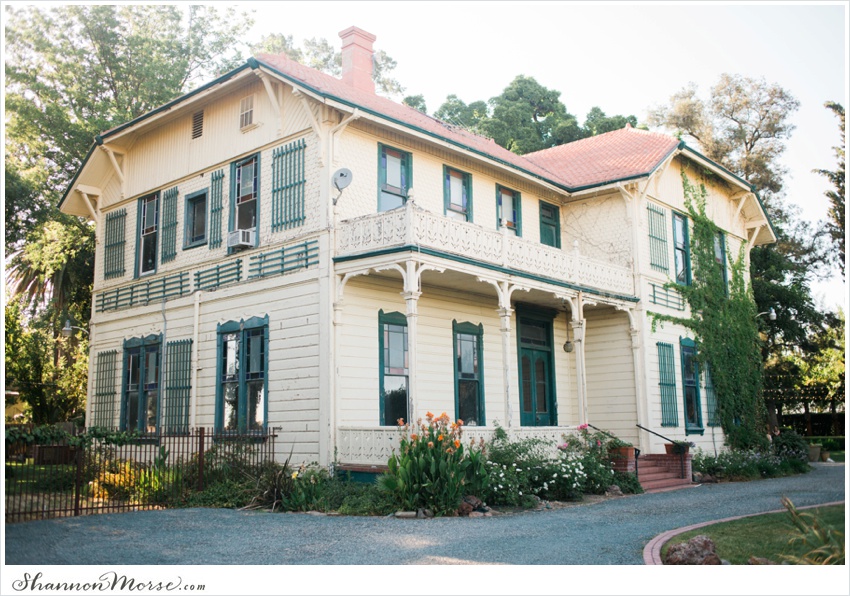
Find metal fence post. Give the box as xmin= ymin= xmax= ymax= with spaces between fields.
xmin=197 ymin=427 xmax=205 ymax=492
xmin=74 ymin=444 xmax=83 ymax=517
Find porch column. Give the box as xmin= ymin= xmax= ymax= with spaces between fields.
xmin=618 ymin=306 xmax=650 ymax=453
xmin=402 ymin=286 xmax=421 ymax=426
xmin=497 ymin=305 xmax=515 ymax=428
xmin=572 ymin=319 xmax=588 ymax=425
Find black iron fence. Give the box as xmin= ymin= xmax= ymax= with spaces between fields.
xmin=5 ymin=427 xmax=277 ymax=523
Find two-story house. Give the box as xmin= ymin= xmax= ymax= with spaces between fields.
xmin=59 ymin=26 xmax=775 ymax=471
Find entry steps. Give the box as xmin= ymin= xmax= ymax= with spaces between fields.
xmin=637 ymin=454 xmax=693 ymax=493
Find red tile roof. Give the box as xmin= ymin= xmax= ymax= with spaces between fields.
xmin=255 ymin=52 xmax=567 ymax=186
xmin=524 ymin=125 xmax=681 ymax=190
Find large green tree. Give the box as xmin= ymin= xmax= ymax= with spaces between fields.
xmin=4 ymin=5 xmax=252 ymax=422
xmin=434 ymin=76 xmax=637 ymax=155
xmin=814 ymin=102 xmax=845 ymax=276
xmin=250 ymin=32 xmax=404 ymax=98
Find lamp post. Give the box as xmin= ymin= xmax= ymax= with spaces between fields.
xmin=61 ymin=319 xmax=89 ymax=337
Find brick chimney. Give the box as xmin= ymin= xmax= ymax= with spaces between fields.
xmin=339 ymin=26 xmax=376 ymax=93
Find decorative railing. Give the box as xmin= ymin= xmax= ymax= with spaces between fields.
xmin=336 ymin=425 xmax=580 ymax=466
xmin=248 ymin=239 xmax=319 ymax=279
xmin=96 ymin=272 xmax=190 ymax=312
xmin=195 ymin=259 xmax=243 ymax=291
xmin=336 ymin=204 xmax=634 ymax=296
xmin=648 ymin=282 xmax=685 ymax=310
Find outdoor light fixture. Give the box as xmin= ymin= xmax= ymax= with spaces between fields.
xmin=563 ymin=301 xmax=574 ymax=352
xmin=756 ymin=307 xmax=777 ymax=321
xmin=61 ymin=319 xmax=88 ymax=337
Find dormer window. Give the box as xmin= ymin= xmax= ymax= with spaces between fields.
xmin=239 ymin=95 xmax=254 ymax=130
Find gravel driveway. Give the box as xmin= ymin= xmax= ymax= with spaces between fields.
xmin=5 ymin=463 xmax=844 ymax=566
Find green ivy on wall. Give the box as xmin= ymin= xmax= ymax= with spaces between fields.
xmin=651 ymin=170 xmax=768 ymax=450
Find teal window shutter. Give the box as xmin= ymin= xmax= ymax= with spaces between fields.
xmin=657 ymin=342 xmax=678 ymax=427
xmin=103 ymin=209 xmax=127 ymax=279
xmin=161 ymin=186 xmax=179 ymax=263
xmin=704 ymin=362 xmax=719 ymax=427
xmin=647 ymin=203 xmax=669 ymax=272
xmin=271 ymin=139 xmax=307 ymax=231
xmin=163 ymin=339 xmax=192 ymax=434
xmin=209 ymin=169 xmax=225 ymax=249
xmin=93 ymin=350 xmax=118 ymax=427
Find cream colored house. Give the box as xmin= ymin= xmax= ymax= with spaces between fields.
xmin=59 ymin=26 xmax=775 ymax=470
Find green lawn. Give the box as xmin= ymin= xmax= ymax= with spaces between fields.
xmin=662 ymin=505 xmax=845 ymax=564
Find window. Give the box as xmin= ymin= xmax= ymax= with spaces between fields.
xmin=122 ymin=335 xmax=161 ymax=433
xmin=379 ymin=310 xmax=409 ymax=426
xmin=184 ymin=190 xmax=208 ymax=248
xmin=714 ymin=231 xmax=728 ymax=293
xmin=657 ymin=342 xmax=678 ymax=427
xmin=539 ymin=201 xmax=560 ymax=248
xmin=672 ymin=212 xmax=691 ymax=285
xmin=453 ymin=321 xmax=485 ymax=426
xmin=103 ymin=208 xmax=127 ymax=279
xmin=137 ymin=193 xmax=159 ymax=276
xmin=216 ymin=316 xmax=268 ymax=433
xmin=239 ymin=95 xmax=254 ymax=129
xmin=231 ymin=154 xmax=259 ymax=240
xmin=192 ymin=110 xmax=204 ymax=139
xmin=378 ymin=144 xmax=411 ymax=211
xmin=680 ymin=338 xmax=703 ymax=434
xmin=444 ymin=167 xmax=472 ymax=222
xmin=497 ymin=185 xmax=521 ymax=236
xmin=647 ymin=203 xmax=669 ymax=272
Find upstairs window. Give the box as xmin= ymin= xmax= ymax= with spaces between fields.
xmin=444 ymin=167 xmax=472 ymax=222
xmin=137 ymin=193 xmax=159 ymax=276
xmin=672 ymin=212 xmax=691 ymax=285
xmin=539 ymin=201 xmax=560 ymax=248
xmin=378 ymin=144 xmax=411 ymax=211
xmin=239 ymin=95 xmax=254 ymax=130
xmin=233 ymin=155 xmax=259 ymax=232
xmin=184 ymin=190 xmax=208 ymax=248
xmin=497 ymin=185 xmax=522 ymax=236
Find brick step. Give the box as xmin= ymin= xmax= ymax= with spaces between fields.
xmin=640 ymin=476 xmax=693 ymax=492
xmin=637 ymin=469 xmax=685 ymax=482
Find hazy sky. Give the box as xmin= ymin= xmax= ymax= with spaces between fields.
xmin=248 ymin=1 xmax=847 ymax=309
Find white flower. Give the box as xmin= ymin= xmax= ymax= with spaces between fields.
xmin=516 ymin=468 xmax=522 ymax=472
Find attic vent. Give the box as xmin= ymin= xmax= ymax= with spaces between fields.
xmin=239 ymin=96 xmax=254 ymax=129
xmin=191 ymin=110 xmax=204 ymax=139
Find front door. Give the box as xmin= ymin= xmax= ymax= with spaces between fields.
xmin=518 ymin=317 xmax=556 ymax=426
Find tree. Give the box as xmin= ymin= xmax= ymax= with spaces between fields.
xmin=582 ymin=107 xmax=638 ymax=136
xmin=4 ymin=5 xmax=252 ymax=423
xmin=251 ymin=33 xmax=405 ymax=98
xmin=433 ymin=94 xmax=489 ymax=131
xmin=402 ymin=94 xmax=427 ymax=113
xmin=814 ymin=102 xmax=845 ymax=276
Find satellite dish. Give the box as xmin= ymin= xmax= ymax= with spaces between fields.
xmin=333 ymin=168 xmax=353 ymax=191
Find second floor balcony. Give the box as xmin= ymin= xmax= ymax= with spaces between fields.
xmin=335 ymin=203 xmax=635 ymax=298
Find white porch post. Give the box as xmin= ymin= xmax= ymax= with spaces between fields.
xmin=570 ymin=293 xmax=589 ymax=425
xmin=497 ymin=305 xmax=515 ymax=428
xmin=403 ymin=261 xmax=421 ymax=426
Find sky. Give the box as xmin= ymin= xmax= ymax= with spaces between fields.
xmin=243 ymin=0 xmax=848 ymax=311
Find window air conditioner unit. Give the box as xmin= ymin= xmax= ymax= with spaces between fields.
xmin=227 ymin=228 xmax=256 ymax=248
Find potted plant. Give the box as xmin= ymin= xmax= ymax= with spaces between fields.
xmin=607 ymin=437 xmax=635 ymax=461
xmin=665 ymin=440 xmax=694 ymax=455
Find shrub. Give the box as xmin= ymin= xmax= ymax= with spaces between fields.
xmin=559 ymin=426 xmax=615 ymax=494
xmin=612 ymin=471 xmax=644 ymax=495
xmin=378 ymin=412 xmax=488 ymax=516
xmin=283 ymin=464 xmax=330 ymax=512
xmin=482 ymin=424 xmax=551 ymax=507
xmin=693 ymin=445 xmax=810 ymax=481
xmin=772 ymin=429 xmax=808 ymax=463
xmin=135 ymin=446 xmax=182 ymax=505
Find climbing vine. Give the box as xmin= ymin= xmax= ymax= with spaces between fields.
xmin=651 ymin=171 xmax=768 ymax=450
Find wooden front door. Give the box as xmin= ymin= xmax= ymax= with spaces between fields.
xmin=518 ymin=316 xmax=556 ymax=426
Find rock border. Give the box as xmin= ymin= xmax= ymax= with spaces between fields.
xmin=643 ymin=500 xmax=845 ymax=565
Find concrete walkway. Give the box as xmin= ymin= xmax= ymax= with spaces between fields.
xmin=4 ymin=463 xmax=844 ymax=566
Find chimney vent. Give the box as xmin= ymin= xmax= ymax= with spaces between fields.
xmin=339 ymin=26 xmax=376 ymax=93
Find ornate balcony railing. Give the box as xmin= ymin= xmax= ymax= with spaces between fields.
xmin=336 ymin=425 xmax=580 ymax=466
xmin=336 ymin=203 xmax=634 ymax=296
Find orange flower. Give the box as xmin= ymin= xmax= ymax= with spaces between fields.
xmin=396 ymin=418 xmax=405 ymax=427
xmin=457 ymin=419 xmax=464 ymax=426
xmin=427 ymin=441 xmax=434 ymax=448
xmin=438 ymin=434 xmax=444 ymax=442
xmin=453 ymin=439 xmax=461 ymax=449
xmin=410 ymin=434 xmax=418 ymax=441
xmin=426 ymin=411 xmax=434 ymax=420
